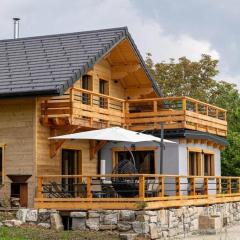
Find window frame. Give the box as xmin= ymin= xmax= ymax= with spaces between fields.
xmin=203 ymin=151 xmax=215 ymax=176
xmin=112 ymin=146 xmax=158 ymax=174
xmin=99 ymin=79 xmax=109 ymax=95
xmin=61 ymin=148 xmax=82 ymax=176
xmin=81 ymin=75 xmax=93 ymax=91
xmin=81 ymin=75 xmax=93 ymax=105
xmin=187 ymin=147 xmax=202 ymax=176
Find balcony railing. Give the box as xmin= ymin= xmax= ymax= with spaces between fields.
xmin=41 ymin=87 xmax=125 ymax=128
xmin=125 ymin=96 xmax=227 ymax=136
xmin=41 ymin=88 xmax=227 ymax=136
xmin=35 ymin=174 xmax=240 ymax=210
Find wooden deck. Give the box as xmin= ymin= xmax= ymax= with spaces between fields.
xmin=34 ymin=174 xmax=240 ymax=210
xmin=41 ymin=87 xmax=227 ymax=137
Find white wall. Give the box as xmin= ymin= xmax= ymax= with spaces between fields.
xmin=100 ymin=139 xmax=221 ymax=196
xmin=101 ymin=140 xmax=178 ymax=174
xmin=178 ymin=141 xmax=221 ymax=195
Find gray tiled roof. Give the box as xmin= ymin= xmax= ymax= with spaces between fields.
xmin=0 ymin=27 xmax=162 ymax=98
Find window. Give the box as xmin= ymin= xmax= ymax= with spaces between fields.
xmin=188 ymin=151 xmax=201 ymax=176
xmin=62 ymin=149 xmax=82 ymax=176
xmin=0 ymin=147 xmax=3 ymax=184
xmin=203 ymin=153 xmax=215 ymax=176
xmin=115 ymin=150 xmax=155 ymax=174
xmin=62 ymin=149 xmax=82 ymax=195
xmin=81 ymin=75 xmax=92 ymax=104
xmin=99 ymin=79 xmax=109 ymax=108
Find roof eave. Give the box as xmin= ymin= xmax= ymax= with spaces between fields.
xmin=0 ymin=88 xmax=61 ymax=99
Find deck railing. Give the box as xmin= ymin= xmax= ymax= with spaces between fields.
xmin=35 ymin=174 xmax=240 ymax=210
xmin=41 ymin=88 xmax=227 ymax=136
xmin=41 ymin=87 xmax=125 ymax=128
xmin=125 ymin=96 xmax=227 ymax=136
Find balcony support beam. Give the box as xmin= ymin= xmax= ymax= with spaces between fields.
xmin=89 ymin=140 xmax=107 ymax=160
xmin=49 ymin=126 xmax=82 ymax=158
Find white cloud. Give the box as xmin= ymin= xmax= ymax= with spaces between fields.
xmin=216 ymin=73 xmax=240 ymax=90
xmin=127 ymin=20 xmax=220 ymax=62
xmin=3 ymin=0 xmax=235 ymax=86
xmin=0 ymin=0 xmax=220 ymax=62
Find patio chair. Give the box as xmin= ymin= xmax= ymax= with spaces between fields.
xmin=187 ymin=178 xmax=204 ymax=195
xmin=91 ymin=179 xmax=107 ymax=198
xmin=43 ymin=182 xmax=72 ymax=198
xmin=145 ymin=179 xmax=159 ymax=197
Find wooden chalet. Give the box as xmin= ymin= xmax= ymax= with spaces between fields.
xmin=0 ymin=27 xmax=232 ymax=210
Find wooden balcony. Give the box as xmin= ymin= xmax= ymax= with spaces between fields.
xmin=41 ymin=88 xmax=227 ymax=137
xmin=35 ymin=174 xmax=240 ymax=210
xmin=41 ymin=88 xmax=125 ymax=129
xmin=126 ymin=97 xmax=227 ymax=136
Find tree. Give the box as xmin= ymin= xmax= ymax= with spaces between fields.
xmin=211 ymin=81 xmax=240 ymax=175
xmin=146 ymin=54 xmax=218 ymax=102
xmin=210 ymin=81 xmax=240 ymax=132
xmin=146 ymin=54 xmax=240 ymax=176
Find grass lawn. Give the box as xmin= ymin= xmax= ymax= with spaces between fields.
xmin=0 ymin=226 xmax=120 ymax=240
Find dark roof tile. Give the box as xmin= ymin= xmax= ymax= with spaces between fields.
xmin=0 ymin=27 xmax=162 ymax=98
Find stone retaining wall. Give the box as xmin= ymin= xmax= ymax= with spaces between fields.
xmin=11 ymin=202 xmax=240 ymax=239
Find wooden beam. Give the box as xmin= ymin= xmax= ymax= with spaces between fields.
xmin=89 ymin=140 xmax=107 ymax=160
xmin=112 ymin=64 xmax=141 ymax=73
xmin=50 ymin=126 xmax=82 ymax=158
xmin=111 ymin=64 xmax=141 ymax=79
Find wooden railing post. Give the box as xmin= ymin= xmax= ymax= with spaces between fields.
xmin=89 ymin=93 xmax=93 ymax=106
xmin=195 ymin=103 xmax=198 ymax=113
xmin=216 ymin=177 xmax=221 ymax=194
xmin=189 ymin=177 xmax=195 ymax=196
xmin=227 ymin=178 xmax=232 ymax=194
xmin=139 ymin=176 xmax=145 ymax=200
xmin=203 ymin=178 xmax=208 ymax=195
xmin=87 ymin=176 xmax=92 ymax=199
xmin=238 ymin=178 xmax=240 ymax=194
xmin=153 ymin=100 xmax=158 ymax=113
xmin=158 ymin=176 xmax=164 ymax=197
xmin=69 ymin=88 xmax=75 ymax=123
xmin=37 ymin=177 xmax=43 ymax=198
xmin=182 ymin=98 xmax=187 ymax=111
xmin=125 ymin=102 xmax=130 ymax=129
xmin=70 ymin=88 xmax=74 ymax=103
xmin=125 ymin=102 xmax=129 ymax=113
xmin=105 ymin=97 xmax=109 ymax=109
xmin=175 ymin=176 xmax=180 ymax=196
xmin=224 ymin=111 xmax=227 ymax=121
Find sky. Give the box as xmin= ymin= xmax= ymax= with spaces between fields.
xmin=0 ymin=0 xmax=239 ymax=88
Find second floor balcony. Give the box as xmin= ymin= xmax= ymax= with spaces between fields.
xmin=41 ymin=87 xmax=227 ymax=137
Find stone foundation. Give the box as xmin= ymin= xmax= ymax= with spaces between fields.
xmin=9 ymin=202 xmax=240 ymax=239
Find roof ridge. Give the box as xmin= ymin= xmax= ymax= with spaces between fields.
xmin=0 ymin=26 xmax=128 ymax=43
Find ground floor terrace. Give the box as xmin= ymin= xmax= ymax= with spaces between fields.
xmin=34 ymin=174 xmax=240 ymax=210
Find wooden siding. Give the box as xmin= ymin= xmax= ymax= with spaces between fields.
xmin=0 ymin=98 xmax=36 ymax=207
xmin=37 ymin=98 xmax=98 ymax=176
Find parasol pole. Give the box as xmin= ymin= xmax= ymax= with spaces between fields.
xmin=160 ymin=122 xmax=165 ymax=174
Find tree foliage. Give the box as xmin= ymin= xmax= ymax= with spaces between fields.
xmin=146 ymin=53 xmax=218 ymax=102
xmin=146 ymin=54 xmax=240 ymax=176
